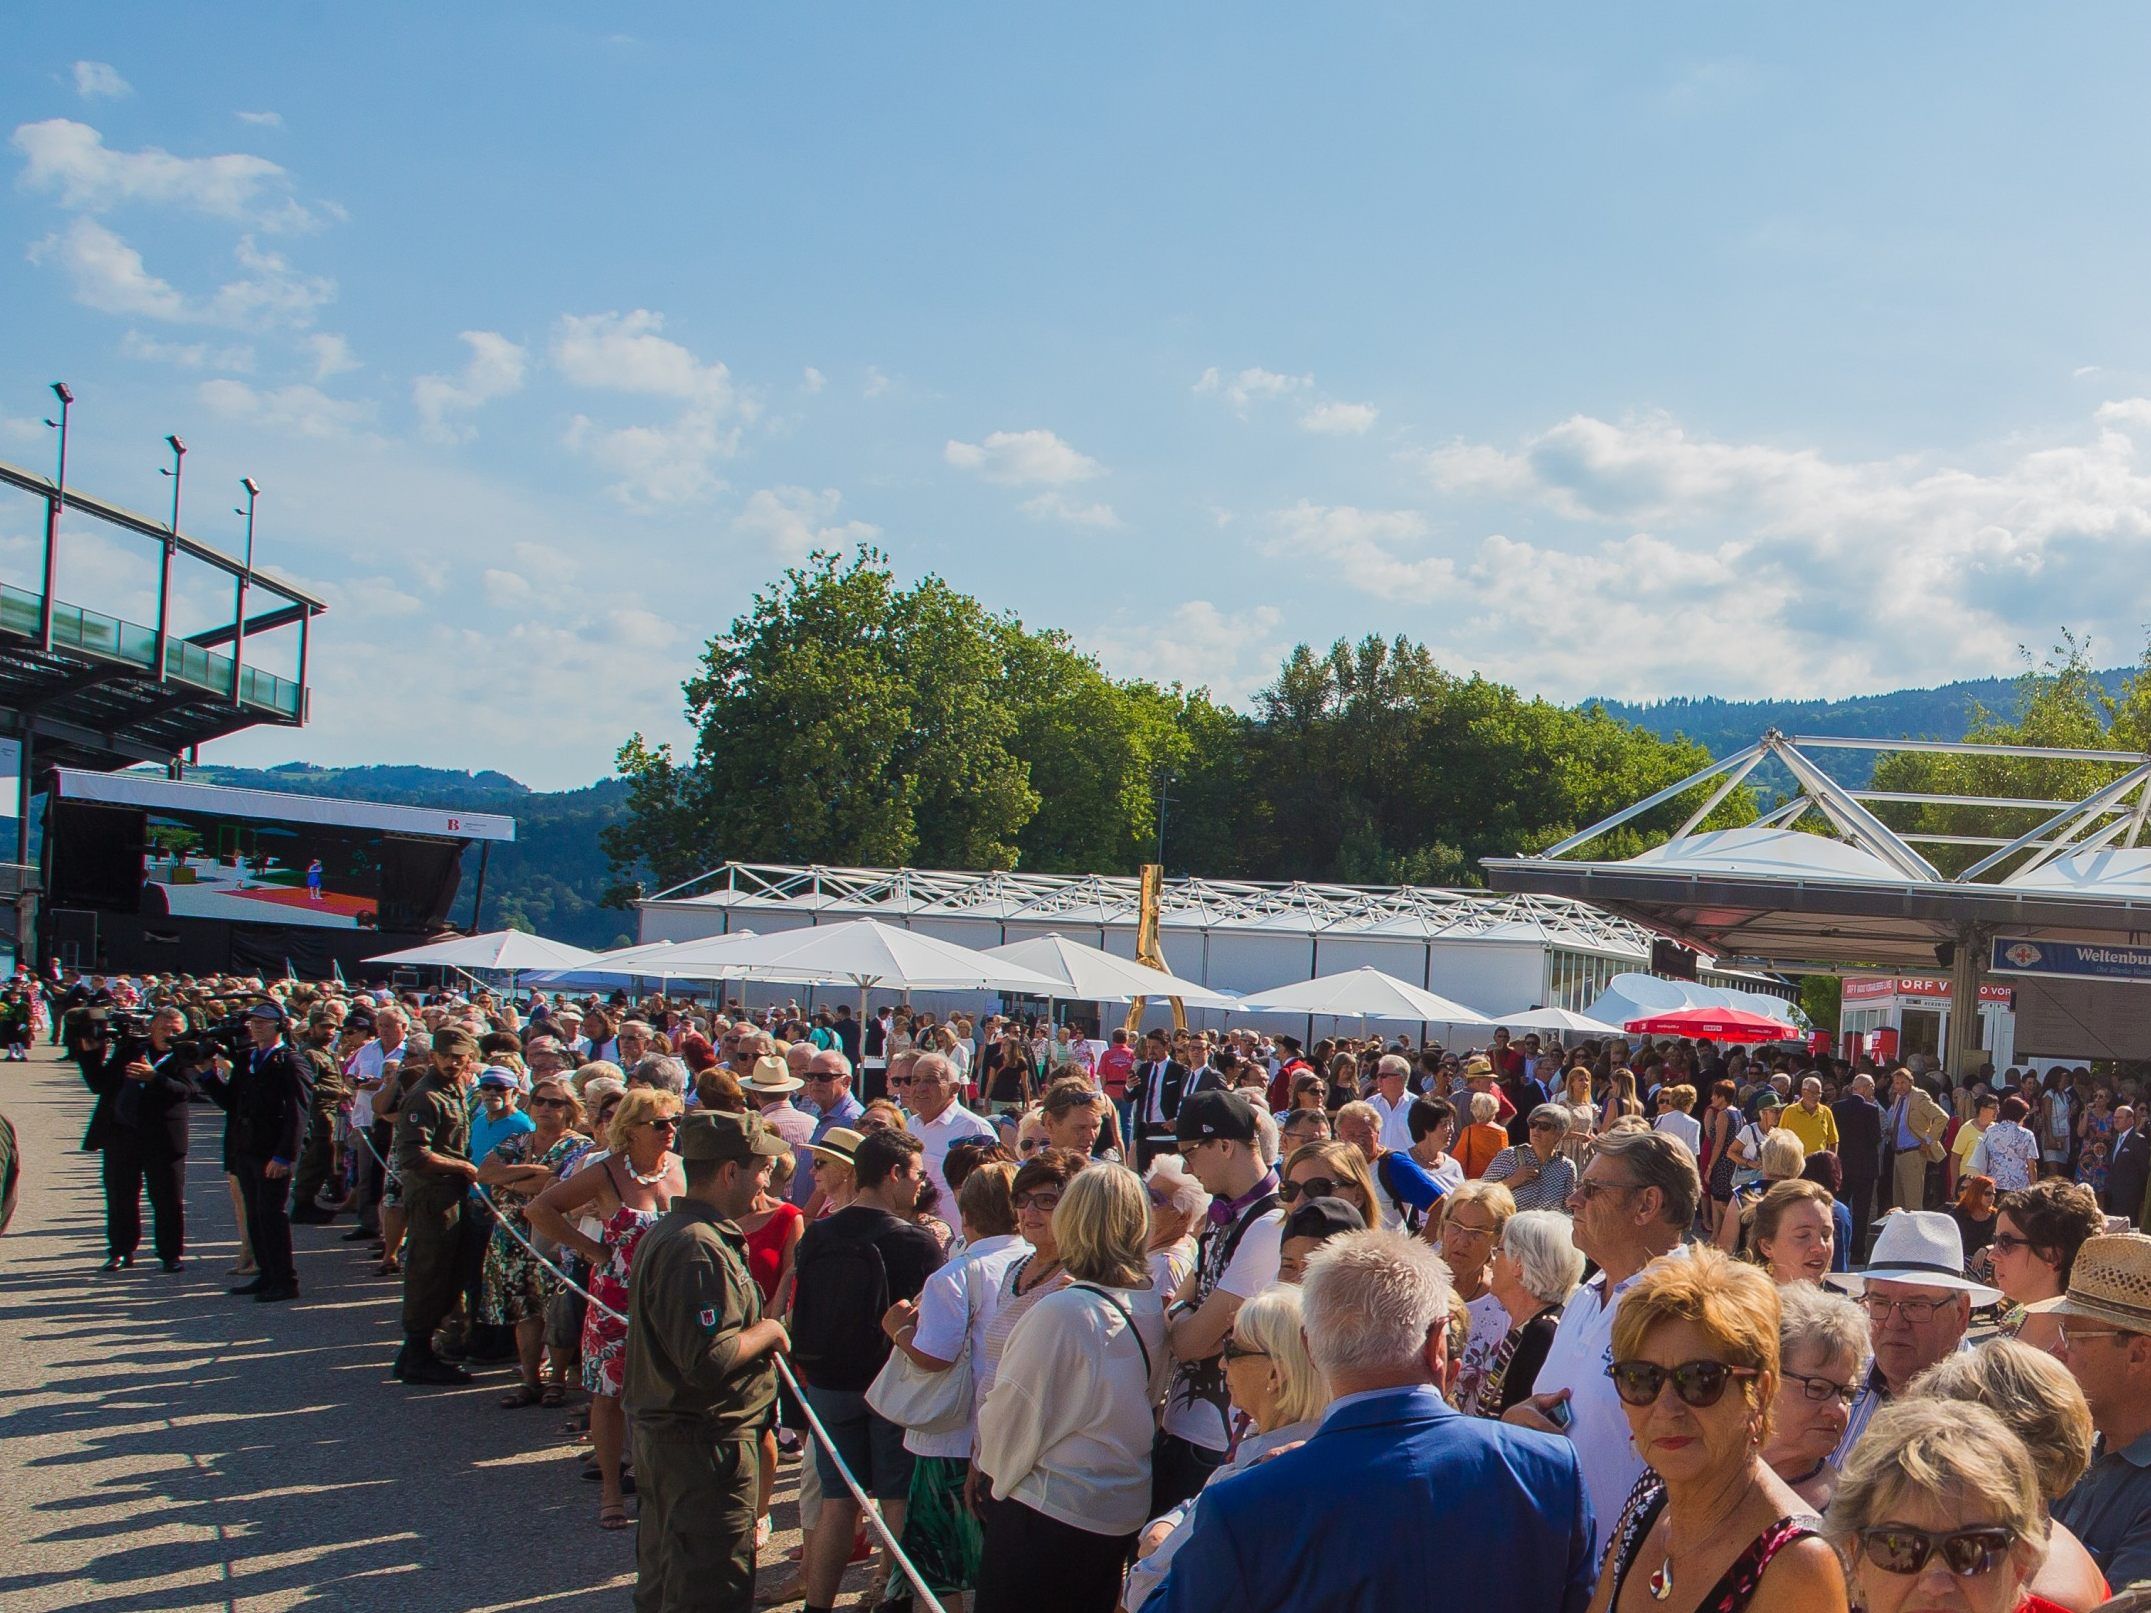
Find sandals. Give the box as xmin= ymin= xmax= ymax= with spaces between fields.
xmin=375 ymin=1257 xmax=401 ymax=1277
xmin=598 ymin=1502 xmax=633 ymax=1531
xmin=540 ymin=1384 xmax=567 ymax=1408
xmin=499 ymin=1383 xmax=542 ymax=1409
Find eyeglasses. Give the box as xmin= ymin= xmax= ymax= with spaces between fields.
xmin=1147 ymin=1187 xmax=1177 ymax=1207
xmin=1607 ymin=1358 xmax=1760 ymax=1409
xmin=1858 ymin=1525 xmax=2016 ymax=1578
xmin=1572 ymin=1177 xmax=1640 ymax=1204
xmin=1861 ymin=1295 xmax=1954 ymax=1325
xmin=1281 ymin=1175 xmax=1340 ymax=1203
xmin=1221 ymin=1341 xmax=1270 ymax=1364
xmin=1012 ymin=1190 xmax=1062 ymax=1212
xmin=640 ymin=1117 xmax=681 ymax=1133
xmin=2059 ymin=1325 xmax=2135 ymax=1351
xmin=1018 ymin=1138 xmax=1042 ymax=1153
xmin=888 ymin=1076 xmax=914 ymax=1087
xmin=531 ymin=1096 xmax=571 ymax=1110
xmin=1444 ymin=1219 xmax=1498 ymax=1240
xmin=1781 ymin=1370 xmax=1855 ymax=1405
xmin=1987 ymin=1232 xmax=2038 ymax=1256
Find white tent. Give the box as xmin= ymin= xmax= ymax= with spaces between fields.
xmin=525 ymin=937 xmax=760 ymax=990
xmin=364 ymin=929 xmax=598 ymax=973
xmin=1486 ymin=1005 xmax=1631 ymax=1038
xmin=1234 ymin=966 xmax=1491 ymax=1027
xmin=980 ymin=934 xmax=1233 ymax=1007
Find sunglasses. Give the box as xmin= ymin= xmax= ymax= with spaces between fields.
xmin=1280 ymin=1176 xmax=1340 ymax=1203
xmin=1012 ymin=1190 xmax=1062 ymax=1212
xmin=640 ymin=1116 xmax=681 ymax=1132
xmin=1858 ymin=1525 xmax=2016 ymax=1578
xmin=1220 ymin=1341 xmax=1270 ymax=1364
xmin=531 ymin=1096 xmax=571 ymax=1110
xmin=1607 ymin=1358 xmax=1760 ymax=1409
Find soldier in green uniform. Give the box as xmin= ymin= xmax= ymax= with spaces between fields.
xmin=392 ymin=1025 xmax=481 ymax=1386
xmin=626 ymin=1110 xmax=793 ymax=1612
xmin=288 ymin=1008 xmax=356 ymax=1223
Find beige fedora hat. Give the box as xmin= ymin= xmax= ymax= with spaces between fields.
xmin=743 ymin=1053 xmax=803 ymax=1095
xmin=2026 ymin=1232 xmax=2151 ymax=1333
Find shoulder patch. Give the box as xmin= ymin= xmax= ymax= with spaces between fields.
xmin=698 ymin=1306 xmax=718 ymax=1330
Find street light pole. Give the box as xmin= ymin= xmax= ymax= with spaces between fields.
xmin=1154 ymin=769 xmax=1177 ymax=868
xmin=155 ymin=435 xmax=185 ymax=684
xmin=231 ymin=477 xmax=259 ymax=706
xmin=39 ymin=382 xmax=71 ymax=652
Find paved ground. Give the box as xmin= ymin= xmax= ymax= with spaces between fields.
xmin=0 ymin=1047 xmax=859 ymax=1612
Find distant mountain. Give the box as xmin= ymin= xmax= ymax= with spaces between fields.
xmin=188 ymin=763 xmax=640 ymax=951
xmin=1586 ymin=666 xmax=2137 ymax=782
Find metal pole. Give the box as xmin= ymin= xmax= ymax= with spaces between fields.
xmin=155 ymin=435 xmax=186 ymax=683
xmin=39 ymin=383 xmax=70 ymax=651
xmin=295 ymin=609 xmax=312 ymax=719
xmin=231 ymin=478 xmax=259 ymax=705
xmin=471 ymin=842 xmax=492 ymax=931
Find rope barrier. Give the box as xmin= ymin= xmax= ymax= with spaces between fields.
xmin=349 ymin=1118 xmax=951 ymax=1613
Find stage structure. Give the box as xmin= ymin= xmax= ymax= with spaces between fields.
xmin=0 ymin=388 xmax=326 ymax=962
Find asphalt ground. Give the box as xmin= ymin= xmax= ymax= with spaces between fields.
xmin=0 ymin=1045 xmax=868 ymax=1612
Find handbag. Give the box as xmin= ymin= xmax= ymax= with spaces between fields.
xmin=866 ymin=1260 xmax=976 ymax=1437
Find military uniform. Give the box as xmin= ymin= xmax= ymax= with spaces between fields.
xmin=393 ymin=1031 xmax=476 ymax=1381
xmin=289 ymin=1039 xmax=351 ymax=1220
xmin=626 ymin=1111 xmax=791 ymax=1613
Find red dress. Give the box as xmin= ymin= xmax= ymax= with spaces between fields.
xmin=742 ymin=1201 xmax=802 ymax=1305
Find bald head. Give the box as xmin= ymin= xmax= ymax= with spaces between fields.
xmin=785 ymin=1041 xmax=813 ymax=1076
xmin=809 ymin=1048 xmax=852 ymax=1081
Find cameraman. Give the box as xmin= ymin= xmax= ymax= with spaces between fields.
xmin=82 ymin=1004 xmax=204 ymax=1271
xmin=202 ymin=1002 xmax=312 ymax=1304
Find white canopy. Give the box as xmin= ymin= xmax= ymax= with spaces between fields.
xmin=646 ymin=918 xmax=1067 ymax=995
xmin=1234 ymin=966 xmax=1490 ymax=1025
xmin=364 ymin=929 xmax=598 ymax=972
xmin=1585 ymin=971 xmax=1801 ymax=1033
xmin=525 ymin=938 xmax=762 ymax=989
xmin=980 ymin=934 xmax=1233 ymax=1007
xmin=1490 ymin=1005 xmax=1632 ymax=1037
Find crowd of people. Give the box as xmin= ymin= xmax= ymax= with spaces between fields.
xmin=48 ymin=966 xmax=2151 ymax=1613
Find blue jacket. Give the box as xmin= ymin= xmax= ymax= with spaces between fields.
xmin=1145 ymin=1384 xmax=1594 ymax=1613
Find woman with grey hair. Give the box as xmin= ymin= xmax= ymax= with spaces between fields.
xmin=1143 ymin=1152 xmax=1211 ymax=1302
xmin=1761 ymin=1282 xmax=1867 ymax=1510
xmin=1475 ymin=1208 xmax=1585 ymax=1417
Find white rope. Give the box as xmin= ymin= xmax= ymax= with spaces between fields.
xmin=354 ymin=1121 xmax=951 ymax=1613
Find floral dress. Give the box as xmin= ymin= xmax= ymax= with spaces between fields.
xmin=581 ymin=1190 xmax=662 ymax=1397
xmin=2079 ymin=1110 xmax=2115 ymax=1197
xmin=479 ymin=1130 xmax=584 ymax=1326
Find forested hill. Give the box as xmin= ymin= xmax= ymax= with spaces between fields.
xmin=1588 ymin=666 xmax=2136 ymax=782
xmin=188 ymin=763 xmax=640 ymax=950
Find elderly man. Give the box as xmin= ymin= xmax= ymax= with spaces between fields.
xmin=797 ymin=1049 xmax=863 ymax=1208
xmin=1885 ymin=1066 xmax=1949 ymax=1212
xmin=899 ymin=1051 xmax=994 ymax=1212
xmin=1507 ymin=1127 xmax=1697 ymax=1559
xmin=1778 ymin=1075 xmax=1840 ymax=1156
xmin=2110 ymin=1106 xmax=2151 ymax=1226
xmin=1825 ymin=1209 xmax=1995 ymax=1460
xmin=1831 ymin=1071 xmax=1884 ymax=1259
xmin=2043 ymin=1233 xmax=2151 ymax=1588
xmin=1367 ymin=1053 xmax=1417 ymax=1155
xmin=1152 ymin=1229 xmax=1593 ymax=1612
xmin=740 ymin=1053 xmax=815 ymax=1187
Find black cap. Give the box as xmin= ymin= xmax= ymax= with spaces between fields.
xmin=246 ymin=1001 xmax=288 ymax=1024
xmin=1284 ymin=1196 xmax=1366 ymax=1242
xmin=1174 ymin=1089 xmax=1259 ymax=1144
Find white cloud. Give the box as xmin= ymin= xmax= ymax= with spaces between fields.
xmin=944 ymin=428 xmax=1104 ymax=486
xmin=307 ymin=332 xmax=359 ymax=381
xmin=412 ymin=330 xmax=525 ymax=442
xmin=31 ymin=219 xmax=333 ymax=328
xmin=862 ymin=365 xmax=893 ymax=399
xmin=551 ymin=312 xmax=753 ymax=504
xmin=73 ymin=62 xmax=132 ymax=100
xmin=731 ymin=486 xmax=880 ymax=559
xmin=1194 ymin=366 xmax=1310 ymax=412
xmin=235 ymin=110 xmax=284 ymax=128
xmin=1086 ymin=600 xmax=1287 ymax=705
xmin=1300 ymin=400 xmax=1379 ymax=436
xmin=1021 ymin=491 xmax=1121 ymax=528
xmin=199 ymin=378 xmax=373 ymax=439
xmin=564 ymin=410 xmax=734 ymax=508
xmin=801 ymin=366 xmax=825 ymax=394
xmin=11 ymin=118 xmax=324 ymax=232
xmin=552 ymin=309 xmax=737 ymax=407
xmin=204 ymin=235 xmax=335 ymax=327
xmin=119 ymin=330 xmax=255 ymax=371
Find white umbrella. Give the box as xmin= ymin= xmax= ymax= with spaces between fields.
xmin=525 ymin=937 xmax=758 ymax=989
xmin=981 ymin=934 xmax=1233 ymax=1007
xmin=1489 ymin=1005 xmax=1631 ymax=1038
xmin=1234 ymin=966 xmax=1490 ymax=1025
xmin=365 ymin=929 xmax=598 ymax=973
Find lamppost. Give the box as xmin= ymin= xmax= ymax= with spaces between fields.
xmin=1153 ymin=768 xmax=1177 ymax=868
xmin=39 ymin=382 xmax=71 ymax=651
xmin=231 ymin=477 xmax=259 ymax=705
xmin=155 ymin=434 xmax=185 ymax=683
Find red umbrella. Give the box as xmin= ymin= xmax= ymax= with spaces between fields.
xmin=1624 ymin=1006 xmax=1802 ymax=1043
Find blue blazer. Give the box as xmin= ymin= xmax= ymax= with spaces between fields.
xmin=1145 ymin=1384 xmax=1594 ymax=1613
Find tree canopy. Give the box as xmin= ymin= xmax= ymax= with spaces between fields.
xmin=604 ymin=547 xmax=1753 ymax=897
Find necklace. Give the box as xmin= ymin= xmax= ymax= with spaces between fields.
xmin=623 ymin=1151 xmax=670 ymax=1186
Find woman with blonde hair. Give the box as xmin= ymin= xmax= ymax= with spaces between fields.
xmin=1600 ymin=1066 xmax=1644 ymax=1130
xmin=1280 ymin=1139 xmax=1381 ymax=1227
xmin=1124 ymin=1283 xmax=1329 ymax=1607
xmin=1457 ymin=1090 xmax=1510 ymax=1179
xmin=976 ymin=1165 xmax=1165 ymax=1613
xmin=1439 ymin=1178 xmax=1518 ymax=1410
xmin=1910 ymin=1340 xmax=2107 ymax=1612
xmin=1717 ymin=1129 xmax=1810 ymax=1256
xmin=1823 ymin=1397 xmax=2059 ymax=1613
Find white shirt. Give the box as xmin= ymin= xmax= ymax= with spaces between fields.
xmin=1533 ymin=1244 xmax=1689 ymax=1562
xmin=1160 ymin=1206 xmax=1283 ymax=1450
xmin=904 ymin=1233 xmax=1028 ymax=1458
xmin=1654 ymin=1110 xmax=1702 ymax=1158
xmin=347 ymin=1039 xmax=388 ymax=1128
xmin=911 ymin=1100 xmax=997 ymax=1213
xmin=1370 ymin=1088 xmax=1415 ymax=1155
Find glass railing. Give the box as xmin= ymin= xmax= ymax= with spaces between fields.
xmin=0 ymin=584 xmax=302 ymax=716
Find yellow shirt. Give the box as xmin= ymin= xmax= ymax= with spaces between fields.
xmin=1778 ymin=1101 xmax=1838 ymax=1155
xmin=1953 ymin=1120 xmax=1989 ymax=1166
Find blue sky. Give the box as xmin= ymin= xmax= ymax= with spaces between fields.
xmin=8 ymin=7 xmax=2151 ymax=789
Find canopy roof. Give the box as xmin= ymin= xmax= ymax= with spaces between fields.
xmin=366 ymin=929 xmax=597 ymax=972
xmin=1233 ymin=966 xmax=1489 ymax=1025
xmin=628 ymin=918 xmax=1067 ymax=994
xmin=979 ymin=934 xmax=1232 ymax=1006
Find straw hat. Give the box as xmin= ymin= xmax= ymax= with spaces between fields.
xmin=2026 ymin=1233 xmax=2151 ymax=1334
xmin=1825 ymin=1210 xmax=2000 ymax=1305
xmin=743 ymin=1053 xmax=803 ymax=1095
xmin=806 ymin=1126 xmax=863 ymax=1166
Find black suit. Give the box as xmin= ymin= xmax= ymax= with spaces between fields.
xmin=1126 ymin=1058 xmax=1192 ymax=1166
xmin=2108 ymin=1126 xmax=2151 ymax=1228
xmin=85 ymin=1039 xmax=197 ymax=1263
xmin=1831 ymin=1094 xmax=1885 ymax=1259
xmin=204 ymin=1041 xmax=312 ymax=1288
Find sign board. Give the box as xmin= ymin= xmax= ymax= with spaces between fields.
xmin=2014 ymin=976 xmax=2151 ymax=1060
xmin=1991 ymin=937 xmax=2151 ymax=984
xmin=1841 ymin=974 xmax=2015 ymax=1005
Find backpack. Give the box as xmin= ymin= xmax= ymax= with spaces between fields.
xmin=788 ymin=1218 xmax=893 ymax=1386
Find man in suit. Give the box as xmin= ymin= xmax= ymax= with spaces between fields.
xmin=2107 ymin=1105 xmax=2151 ymax=1226
xmin=1125 ymin=1029 xmax=1190 ymax=1168
xmin=1831 ymin=1071 xmax=1886 ymax=1260
xmin=84 ymin=1004 xmax=203 ymax=1271
xmin=202 ymin=1002 xmax=313 ymax=1303
xmin=1885 ymin=1067 xmax=1949 ymax=1214
xmin=1150 ymin=1227 xmax=1596 ymax=1613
